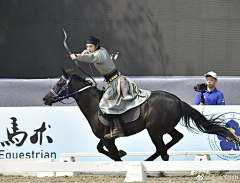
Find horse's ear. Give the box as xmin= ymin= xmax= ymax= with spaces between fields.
xmin=61 ymin=68 xmax=68 ymax=78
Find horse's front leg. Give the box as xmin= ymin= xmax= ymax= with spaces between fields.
xmin=102 ymin=138 xmax=122 ymax=161
xmin=97 ymin=140 xmax=114 ymax=159
xmin=97 ymin=140 xmax=127 ymax=160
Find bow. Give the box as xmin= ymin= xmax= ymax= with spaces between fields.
xmin=62 ymin=28 xmax=97 ymax=86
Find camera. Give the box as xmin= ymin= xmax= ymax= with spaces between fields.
xmin=194 ymin=83 xmax=207 ymax=104
xmin=194 ymin=83 xmax=207 ymax=93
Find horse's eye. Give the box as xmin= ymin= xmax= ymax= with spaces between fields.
xmin=57 ymin=80 xmax=66 ymax=86
xmin=57 ymin=83 xmax=63 ymax=87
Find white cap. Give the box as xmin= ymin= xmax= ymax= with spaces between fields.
xmin=204 ymin=71 xmax=217 ymax=79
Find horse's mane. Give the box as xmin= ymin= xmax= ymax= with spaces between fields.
xmin=66 ymin=70 xmax=104 ymax=100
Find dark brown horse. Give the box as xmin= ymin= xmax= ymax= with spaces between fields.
xmin=43 ymin=69 xmax=238 ymax=161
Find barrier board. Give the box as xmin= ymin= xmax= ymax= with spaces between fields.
xmin=0 ymin=106 xmax=240 ymax=162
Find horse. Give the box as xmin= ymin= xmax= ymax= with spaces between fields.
xmin=43 ymin=69 xmax=238 ymax=161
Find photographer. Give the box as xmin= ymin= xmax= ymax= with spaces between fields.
xmin=194 ymin=71 xmax=225 ymax=105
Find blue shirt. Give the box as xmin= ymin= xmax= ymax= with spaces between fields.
xmin=194 ymin=88 xmax=225 ymax=105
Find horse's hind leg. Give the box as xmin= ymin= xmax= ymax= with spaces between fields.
xmin=165 ymin=128 xmax=183 ymax=151
xmin=145 ymin=130 xmax=167 ymax=161
xmin=152 ymin=128 xmax=183 ymax=161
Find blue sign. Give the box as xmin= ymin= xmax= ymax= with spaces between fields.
xmin=209 ymin=112 xmax=240 ymax=160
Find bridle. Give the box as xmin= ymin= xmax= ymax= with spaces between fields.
xmin=50 ymin=75 xmax=92 ymax=104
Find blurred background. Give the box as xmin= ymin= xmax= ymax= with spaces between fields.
xmin=1 ymin=0 xmax=240 ymax=79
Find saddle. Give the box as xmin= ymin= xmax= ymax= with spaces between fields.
xmin=98 ymin=106 xmax=140 ymax=126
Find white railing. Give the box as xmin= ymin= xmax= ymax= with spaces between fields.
xmin=0 ymin=161 xmax=240 ymax=182
xmin=60 ymin=151 xmax=240 ymax=158
xmin=1 ymin=151 xmax=240 ymax=182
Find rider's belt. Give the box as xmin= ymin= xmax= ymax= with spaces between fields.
xmin=104 ymin=70 xmax=120 ymax=84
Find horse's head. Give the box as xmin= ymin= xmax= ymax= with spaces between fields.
xmin=43 ymin=68 xmax=92 ymax=106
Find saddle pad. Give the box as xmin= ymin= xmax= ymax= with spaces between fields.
xmin=98 ymin=106 xmax=140 ymax=126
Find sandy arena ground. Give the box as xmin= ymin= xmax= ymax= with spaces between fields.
xmin=0 ymin=173 xmax=240 ymax=183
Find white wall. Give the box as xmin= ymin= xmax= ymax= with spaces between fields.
xmin=0 ymin=106 xmax=240 ymax=162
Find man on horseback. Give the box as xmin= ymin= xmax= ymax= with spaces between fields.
xmin=70 ymin=36 xmax=151 ymax=139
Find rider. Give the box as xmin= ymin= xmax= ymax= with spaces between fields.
xmin=70 ymin=36 xmax=151 ymax=139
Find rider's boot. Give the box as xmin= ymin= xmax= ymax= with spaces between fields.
xmin=104 ymin=118 xmax=124 ymax=139
xmin=120 ymin=77 xmax=132 ymax=100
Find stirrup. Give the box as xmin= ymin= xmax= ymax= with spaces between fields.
xmin=124 ymin=95 xmax=132 ymax=100
xmin=104 ymin=133 xmax=113 ymax=139
xmin=104 ymin=131 xmax=124 ymax=139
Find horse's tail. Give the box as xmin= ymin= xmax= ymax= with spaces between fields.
xmin=180 ymin=101 xmax=239 ymax=143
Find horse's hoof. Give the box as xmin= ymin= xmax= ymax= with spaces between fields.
xmin=119 ymin=150 xmax=127 ymax=158
xmin=162 ymin=154 xmax=169 ymax=161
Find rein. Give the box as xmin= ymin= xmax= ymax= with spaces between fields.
xmin=50 ymin=75 xmax=92 ymax=105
